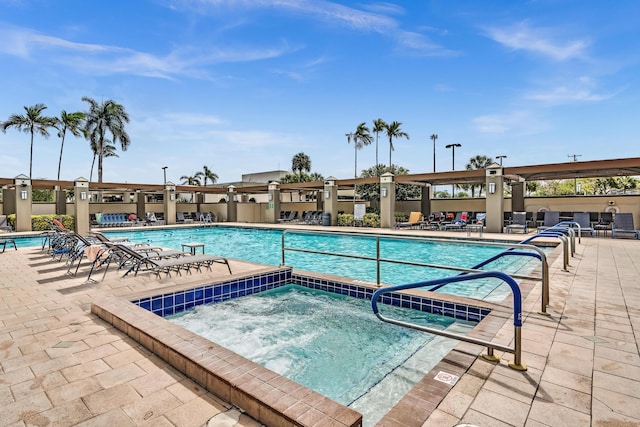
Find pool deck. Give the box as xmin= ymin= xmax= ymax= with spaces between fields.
xmin=1 ymin=224 xmax=639 ymax=426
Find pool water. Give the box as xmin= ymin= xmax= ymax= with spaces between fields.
xmin=19 ymin=225 xmax=544 ymax=301
xmin=169 ymin=284 xmax=474 ymax=426
xmin=104 ymin=226 xmax=540 ymax=301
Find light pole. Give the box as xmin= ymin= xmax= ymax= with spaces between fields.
xmin=162 ymin=166 xmax=168 ymax=185
xmin=568 ymin=154 xmax=581 ymax=194
xmin=496 ymin=155 xmax=507 ymax=166
xmin=346 ymin=132 xmax=356 ymax=203
xmin=445 ymin=143 xmax=461 ymax=198
xmin=430 ymin=134 xmax=438 ymax=173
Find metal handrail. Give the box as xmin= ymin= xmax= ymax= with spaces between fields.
xmin=371 ymin=271 xmax=527 ymax=371
xmin=281 ymin=229 xmax=548 ymax=286
xmin=522 ymin=232 xmax=570 ymax=272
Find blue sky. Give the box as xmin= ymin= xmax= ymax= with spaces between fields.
xmin=0 ymin=0 xmax=638 ymax=185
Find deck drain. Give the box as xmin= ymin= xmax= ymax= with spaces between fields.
xmin=207 ymin=409 xmax=241 ymax=426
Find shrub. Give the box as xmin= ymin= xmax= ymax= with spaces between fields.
xmin=337 ymin=213 xmax=353 ymax=226
xmin=6 ymin=214 xmax=75 ymax=231
xmin=363 ymin=213 xmax=380 ymax=228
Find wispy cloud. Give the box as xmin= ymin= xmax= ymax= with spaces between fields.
xmin=180 ymin=0 xmax=454 ymax=55
xmin=524 ymin=76 xmax=618 ymax=105
xmin=472 ymin=110 xmax=551 ymax=135
xmin=0 ymin=23 xmax=293 ymax=80
xmin=484 ymin=21 xmax=589 ymax=61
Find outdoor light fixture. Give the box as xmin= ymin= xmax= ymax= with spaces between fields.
xmin=80 ymin=191 xmax=87 ymax=200
xmin=324 ymin=190 xmax=330 ymax=199
xmin=267 ymin=194 xmax=273 ymax=201
xmin=488 ymin=182 xmax=496 ymax=194
xmin=20 ymin=190 xmax=28 ymax=200
xmin=381 ymin=187 xmax=388 ymax=198
xmin=170 ymin=193 xmax=175 ymax=201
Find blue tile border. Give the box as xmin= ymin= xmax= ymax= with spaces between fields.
xmin=131 ymin=269 xmax=491 ymax=323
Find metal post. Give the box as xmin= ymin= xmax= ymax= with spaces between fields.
xmin=430 ymin=134 xmax=438 ymax=173
xmin=162 ymin=166 xmax=168 ymax=185
xmin=445 ymin=143 xmax=461 ymax=198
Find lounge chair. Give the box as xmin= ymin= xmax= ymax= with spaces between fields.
xmin=505 ymin=212 xmax=528 ymax=234
xmin=395 ymin=212 xmax=424 ymax=229
xmin=426 ymin=212 xmax=444 ymax=230
xmin=0 ymin=238 xmax=17 ymax=253
xmin=572 ymin=212 xmax=595 ymax=237
xmin=537 ymin=211 xmax=560 ymax=233
xmin=612 ymin=213 xmax=640 ymax=239
xmin=0 ymin=214 xmax=12 ymax=232
xmin=111 ymin=243 xmax=231 ymax=277
xmin=441 ymin=212 xmax=468 ymax=231
xmin=278 ymin=211 xmax=298 ymax=223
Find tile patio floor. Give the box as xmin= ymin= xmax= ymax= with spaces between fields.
xmin=1 ymin=225 xmax=639 ymax=426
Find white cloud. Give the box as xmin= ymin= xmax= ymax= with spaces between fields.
xmin=472 ymin=110 xmax=550 ymax=135
xmin=484 ymin=21 xmax=589 ymax=61
xmin=524 ymin=76 xmax=618 ymax=105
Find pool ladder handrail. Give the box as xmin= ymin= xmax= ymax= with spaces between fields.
xmin=371 ymin=271 xmax=527 ymax=371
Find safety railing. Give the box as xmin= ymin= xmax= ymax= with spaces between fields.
xmin=281 ymin=229 xmax=550 ymax=308
xmin=522 ymin=232 xmax=570 ymax=272
xmin=371 ymin=271 xmax=527 ymax=371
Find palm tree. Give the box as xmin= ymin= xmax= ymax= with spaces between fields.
xmin=89 ymin=140 xmax=119 ymax=182
xmin=372 ymin=118 xmax=386 ymax=170
xmin=465 ymin=155 xmax=494 ymax=197
xmin=1 ymin=103 xmax=57 ymax=179
xmin=180 ymin=173 xmax=203 ymax=186
xmin=348 ymin=122 xmax=372 ymax=178
xmin=54 ymin=111 xmax=86 ymax=181
xmin=383 ymin=121 xmax=409 ymax=168
xmin=82 ymin=97 xmax=130 ymax=183
xmin=291 ymin=152 xmax=311 ymax=179
xmin=201 ymin=165 xmax=218 ymax=187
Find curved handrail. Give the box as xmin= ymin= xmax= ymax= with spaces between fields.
xmin=543 ymin=224 xmax=576 ymax=255
xmin=522 ymin=232 xmax=569 ymax=272
xmin=371 ymin=271 xmax=527 ymax=371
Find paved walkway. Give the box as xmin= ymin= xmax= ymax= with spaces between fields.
xmin=1 ymin=228 xmax=639 ymax=426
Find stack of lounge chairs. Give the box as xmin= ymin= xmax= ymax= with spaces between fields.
xmin=96 ymin=213 xmax=137 ymax=227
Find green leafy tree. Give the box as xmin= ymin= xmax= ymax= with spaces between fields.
xmin=82 ymin=97 xmax=130 ymax=183
xmin=383 ymin=121 xmax=409 ymax=167
xmin=180 ymin=173 xmax=203 ymax=186
xmin=357 ymin=164 xmax=421 ymax=201
xmin=201 ymin=165 xmax=219 ymax=186
xmin=616 ymin=176 xmax=637 ymax=194
xmin=291 ymin=152 xmax=311 ymax=179
xmin=1 ymin=103 xmax=57 ymax=179
xmin=464 ymin=155 xmax=494 ymax=197
xmin=372 ymin=118 xmax=386 ymax=171
xmin=54 ymin=111 xmax=86 ymax=180
xmin=89 ymin=140 xmax=119 ymax=182
xmin=347 ymin=122 xmax=372 ymax=178
xmin=309 ymin=172 xmax=324 ymax=181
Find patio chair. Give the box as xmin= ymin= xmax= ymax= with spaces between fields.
xmin=395 ymin=212 xmax=424 ymax=229
xmin=537 ymin=211 xmax=560 ymax=232
xmin=506 ymin=211 xmax=528 ymax=234
xmin=611 ymin=213 xmax=640 ymax=239
xmin=0 ymin=238 xmax=17 ymax=253
xmin=572 ymin=212 xmax=595 ymax=237
xmin=0 ymin=214 xmax=12 ymax=232
xmin=441 ymin=212 xmax=468 ymax=231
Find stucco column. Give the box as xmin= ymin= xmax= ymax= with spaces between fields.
xmin=73 ymin=177 xmax=90 ymax=236
xmin=136 ymin=190 xmax=146 ymax=221
xmin=266 ymin=182 xmax=281 ymax=224
xmin=14 ymin=175 xmax=32 ymax=232
xmin=420 ymin=184 xmax=432 ymax=218
xmin=55 ymin=186 xmax=67 ymax=215
xmin=380 ymin=172 xmax=396 ymax=229
xmin=227 ymin=185 xmax=237 ymax=222
xmin=164 ymin=182 xmax=177 ymax=225
xmin=323 ymin=177 xmax=338 ymax=225
xmin=511 ymin=181 xmax=525 ymax=212
xmin=485 ymin=163 xmax=504 ymax=233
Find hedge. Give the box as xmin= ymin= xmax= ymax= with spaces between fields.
xmin=6 ymin=214 xmax=75 ymax=231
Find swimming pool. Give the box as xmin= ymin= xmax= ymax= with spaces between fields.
xmin=19 ymin=225 xmax=545 ymax=301
xmin=168 ymin=283 xmax=474 ymax=427
xmin=104 ymin=226 xmax=542 ymax=301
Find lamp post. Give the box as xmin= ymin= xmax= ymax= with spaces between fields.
xmin=445 ymin=143 xmax=461 ymax=198
xmin=568 ymin=154 xmax=581 ymax=194
xmin=162 ymin=166 xmax=168 ymax=185
xmin=496 ymin=155 xmax=507 ymax=166
xmin=346 ymin=132 xmax=357 ymax=203
xmin=430 ymin=134 xmax=438 ymax=173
